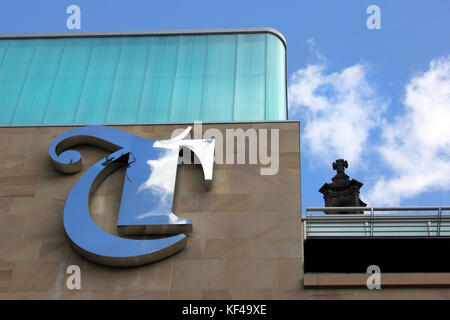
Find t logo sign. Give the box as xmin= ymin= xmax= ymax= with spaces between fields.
xmin=49 ymin=126 xmax=214 ymax=267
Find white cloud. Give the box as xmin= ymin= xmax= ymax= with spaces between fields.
xmin=365 ymin=56 xmax=450 ymax=206
xmin=289 ymin=51 xmax=450 ymax=206
xmin=288 ymin=58 xmax=385 ymax=166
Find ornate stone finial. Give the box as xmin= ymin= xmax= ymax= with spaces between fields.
xmin=319 ymin=159 xmax=367 ymax=214
xmin=332 ymin=159 xmax=348 ymax=175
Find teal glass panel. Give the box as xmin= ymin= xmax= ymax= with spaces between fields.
xmin=43 ymin=38 xmax=93 ymax=124
xmin=169 ymin=36 xmax=207 ymax=122
xmin=201 ymin=34 xmax=237 ymax=122
xmin=75 ymin=37 xmax=123 ymax=124
xmin=0 ymin=39 xmax=36 ymax=125
xmin=0 ymin=32 xmax=286 ymax=126
xmin=12 ymin=39 xmax=64 ymax=124
xmin=0 ymin=40 xmax=9 ymax=64
xmin=138 ymin=36 xmax=179 ymax=123
xmin=266 ymin=34 xmax=286 ymax=120
xmin=234 ymin=34 xmax=266 ymax=121
xmin=107 ymin=37 xmax=151 ymax=123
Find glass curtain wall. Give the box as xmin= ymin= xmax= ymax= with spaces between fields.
xmin=0 ymin=32 xmax=286 ymax=125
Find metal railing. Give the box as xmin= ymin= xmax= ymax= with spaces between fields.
xmin=302 ymin=207 xmax=450 ymax=239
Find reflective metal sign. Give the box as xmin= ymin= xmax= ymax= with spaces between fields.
xmin=49 ymin=126 xmax=214 ymax=267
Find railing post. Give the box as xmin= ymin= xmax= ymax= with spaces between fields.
xmin=438 ymin=207 xmax=442 ymax=237
xmin=303 ymin=210 xmax=308 ymax=240
xmin=303 ymin=217 xmax=307 ymax=240
xmin=370 ymin=207 xmax=374 ymax=236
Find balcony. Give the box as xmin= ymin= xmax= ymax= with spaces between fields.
xmin=303 ymin=206 xmax=450 ymax=238
xmin=302 ymin=207 xmax=450 ymax=274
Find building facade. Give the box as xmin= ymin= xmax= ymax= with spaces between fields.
xmin=0 ymin=121 xmax=302 ymax=299
xmin=0 ymin=28 xmax=449 ymax=299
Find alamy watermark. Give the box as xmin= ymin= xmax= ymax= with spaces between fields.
xmin=65 ymin=5 xmax=381 ymax=32
xmin=366 ymin=5 xmax=381 ymax=30
xmin=171 ymin=121 xmax=280 ymax=176
xmin=66 ymin=264 xmax=81 ymax=290
xmin=366 ymin=265 xmax=381 ymax=289
xmin=66 ymin=5 xmax=81 ymax=30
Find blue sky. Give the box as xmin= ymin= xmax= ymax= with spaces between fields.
xmin=1 ymin=0 xmax=449 ymax=211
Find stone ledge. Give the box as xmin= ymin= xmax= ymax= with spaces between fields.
xmin=303 ymin=273 xmax=450 ymax=288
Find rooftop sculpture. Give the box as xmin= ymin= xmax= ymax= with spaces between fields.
xmin=319 ymin=159 xmax=367 ymax=214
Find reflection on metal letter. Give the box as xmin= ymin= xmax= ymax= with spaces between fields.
xmin=49 ymin=126 xmax=215 ymax=267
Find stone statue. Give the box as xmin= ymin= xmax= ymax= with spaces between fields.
xmin=319 ymin=159 xmax=366 ymax=214
xmin=332 ymin=159 xmax=348 ymax=176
